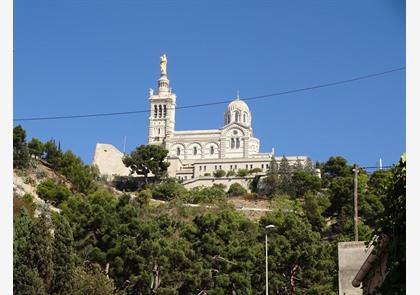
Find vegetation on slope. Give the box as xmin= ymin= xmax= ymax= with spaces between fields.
xmin=13 ymin=125 xmax=405 ymax=294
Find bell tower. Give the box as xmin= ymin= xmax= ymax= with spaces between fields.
xmin=148 ymin=54 xmax=176 ymax=147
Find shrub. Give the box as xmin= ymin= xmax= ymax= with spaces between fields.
xmin=113 ymin=176 xmax=140 ymax=192
xmin=24 ymin=176 xmax=36 ymax=186
xmin=236 ymin=169 xmax=249 ymax=177
xmin=152 ymin=178 xmax=187 ymax=201
xmin=36 ymin=179 xmax=71 ymax=206
xmin=249 ymin=168 xmax=263 ymax=174
xmin=213 ymin=169 xmax=226 ymax=178
xmin=228 ymin=183 xmax=247 ymax=197
xmin=135 ymin=189 xmax=152 ymax=208
xmin=204 ymin=173 xmax=211 ymax=176
xmin=186 ymin=186 xmax=226 ymax=204
xmin=212 ymin=183 xmax=227 ymax=190
xmin=226 ymin=170 xmax=235 ymax=177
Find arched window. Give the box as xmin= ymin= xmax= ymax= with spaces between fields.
xmin=159 ymin=105 xmax=162 ymax=118
xmin=176 ymin=147 xmax=181 ymax=156
xmin=210 ymin=146 xmax=214 ymax=155
xmin=193 ymin=146 xmax=197 ymax=155
xmin=163 ymin=105 xmax=167 ymax=117
xmin=158 ymin=128 xmax=161 ymax=135
xmin=243 ymin=113 xmax=247 ymax=123
xmin=154 ymin=105 xmax=158 ymax=118
xmin=236 ymin=138 xmax=240 ymax=148
xmin=235 ymin=111 xmax=240 ymax=122
xmin=227 ymin=114 xmax=231 ymax=124
xmin=231 ymin=138 xmax=235 ymax=149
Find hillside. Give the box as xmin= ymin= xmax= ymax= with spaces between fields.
xmin=13 ymin=125 xmax=405 ymax=294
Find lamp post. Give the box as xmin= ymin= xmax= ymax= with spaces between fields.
xmin=265 ymin=224 xmax=276 ymax=295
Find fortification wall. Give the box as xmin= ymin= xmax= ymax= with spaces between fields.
xmin=182 ymin=176 xmax=253 ymax=191
xmin=92 ymin=143 xmax=131 ymax=180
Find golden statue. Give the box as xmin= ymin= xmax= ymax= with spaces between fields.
xmin=160 ymin=54 xmax=167 ymax=76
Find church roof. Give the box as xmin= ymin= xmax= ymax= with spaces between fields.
xmin=226 ymin=97 xmax=250 ymax=113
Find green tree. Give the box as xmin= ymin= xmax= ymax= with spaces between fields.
xmin=37 ymin=179 xmax=72 ymax=206
xmin=51 ymin=214 xmax=76 ymax=295
xmin=43 ymin=140 xmax=63 ymax=168
xmin=13 ymin=125 xmax=30 ymax=169
xmin=72 ymin=264 xmax=122 ymax=295
xmin=321 ymin=156 xmax=353 ymax=187
xmin=261 ymin=210 xmax=336 ymax=294
xmin=123 ymin=144 xmax=170 ymax=183
xmin=13 ymin=208 xmax=39 ymax=294
xmin=213 ymin=169 xmax=226 ymax=177
xmin=152 ymin=178 xmax=187 ymax=201
xmin=236 ymin=168 xmax=249 ymax=177
xmin=227 ymin=183 xmax=247 ymax=197
xmin=28 ymin=137 xmax=44 ymax=158
xmin=29 ymin=213 xmax=54 ymax=291
xmin=374 ymin=154 xmax=406 ymax=294
xmin=303 ymin=191 xmax=327 ymax=233
xmin=291 ymin=171 xmax=321 ymax=197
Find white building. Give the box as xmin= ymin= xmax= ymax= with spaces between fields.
xmin=93 ymin=56 xmax=310 ymax=188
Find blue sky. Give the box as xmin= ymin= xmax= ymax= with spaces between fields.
xmin=14 ymin=0 xmax=405 ymax=167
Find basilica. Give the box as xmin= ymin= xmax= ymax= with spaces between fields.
xmin=93 ymin=55 xmax=309 ymax=188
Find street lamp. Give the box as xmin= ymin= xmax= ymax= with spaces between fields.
xmin=265 ymin=224 xmax=276 ymax=295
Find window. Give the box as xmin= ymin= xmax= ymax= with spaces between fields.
xmin=250 ymin=164 xmax=253 ymax=169
xmin=245 ymin=164 xmax=248 ymax=169
xmin=227 ymin=114 xmax=231 ymax=124
xmin=233 ymin=130 xmax=238 ymax=135
xmin=231 ymin=138 xmax=235 ymax=149
xmin=159 ymin=105 xmax=162 ymax=118
xmin=176 ymin=147 xmax=181 ymax=156
xmin=158 ymin=128 xmax=160 ymax=135
xmin=199 ymin=166 xmax=202 ymax=171
xmin=163 ymin=105 xmax=167 ymax=117
xmin=266 ymin=164 xmax=269 ymax=168
xmin=210 ymin=146 xmax=214 ymax=155
xmin=204 ymin=166 xmax=207 ymax=171
xmin=230 ymin=165 xmax=233 ymax=169
xmin=219 ymin=165 xmax=222 ymax=169
xmin=243 ymin=113 xmax=247 ymax=123
xmin=236 ymin=138 xmax=240 ymax=148
xmin=235 ymin=165 xmax=237 ymax=169
xmin=193 ymin=146 xmax=198 ymax=155
xmin=261 ymin=164 xmax=264 ymax=169
xmin=235 ymin=111 xmax=240 ymax=122
xmin=154 ymin=105 xmax=158 ymax=118
xmin=215 ymin=165 xmax=218 ymax=170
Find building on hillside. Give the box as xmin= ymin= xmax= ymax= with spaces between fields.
xmin=93 ymin=55 xmax=314 ymax=188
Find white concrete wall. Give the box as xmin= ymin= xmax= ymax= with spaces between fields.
xmin=183 ymin=176 xmax=253 ymax=191
xmin=338 ymin=242 xmax=372 ymax=295
xmin=92 ymin=143 xmax=131 ymax=179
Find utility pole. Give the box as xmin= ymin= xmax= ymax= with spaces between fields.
xmin=353 ymin=164 xmax=359 ymax=241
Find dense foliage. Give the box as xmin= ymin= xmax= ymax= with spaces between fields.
xmin=13 ymin=126 xmax=405 ymax=294
xmin=123 ymin=144 xmax=170 ymax=183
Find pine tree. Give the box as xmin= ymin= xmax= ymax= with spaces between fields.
xmin=29 ymin=213 xmax=54 ymax=292
xmin=51 ymin=214 xmax=76 ymax=295
xmin=13 ymin=125 xmax=30 ymax=169
xmin=14 ymin=208 xmax=35 ymax=293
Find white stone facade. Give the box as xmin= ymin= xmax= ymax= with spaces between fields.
xmin=92 ymin=56 xmax=310 ymax=187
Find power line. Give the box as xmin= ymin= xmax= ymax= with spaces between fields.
xmin=14 ymin=66 xmax=405 ymax=122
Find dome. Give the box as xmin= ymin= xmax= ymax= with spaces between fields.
xmin=224 ymin=97 xmax=252 ymax=126
xmin=226 ymin=98 xmax=250 ymax=113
